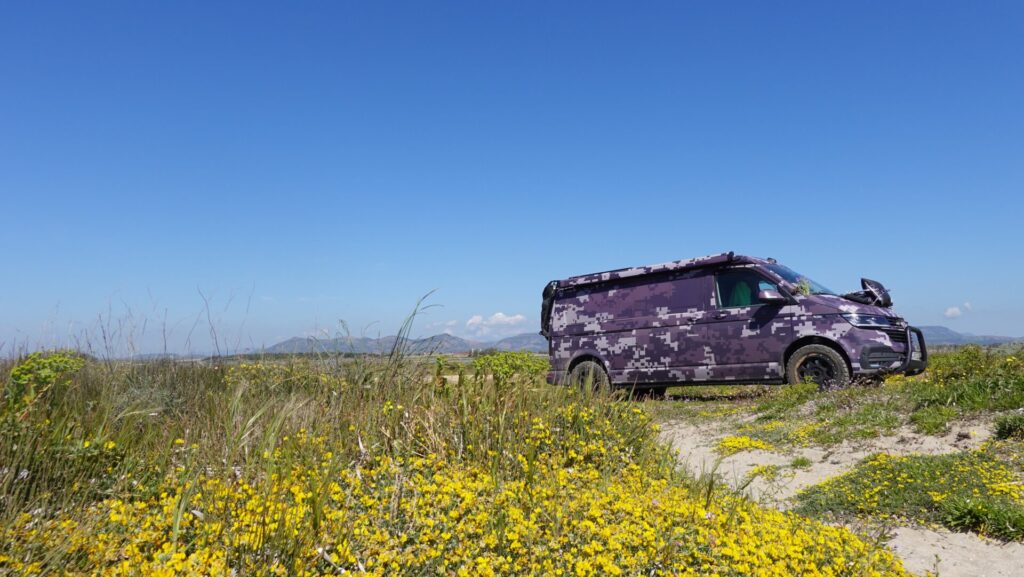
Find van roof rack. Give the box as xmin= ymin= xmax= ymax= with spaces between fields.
xmin=558 ymin=251 xmax=755 ymax=289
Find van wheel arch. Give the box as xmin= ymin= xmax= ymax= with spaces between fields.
xmin=567 ymin=354 xmax=608 ymax=376
xmin=783 ymin=337 xmax=852 ymax=384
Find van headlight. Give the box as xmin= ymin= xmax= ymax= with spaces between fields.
xmin=841 ymin=314 xmax=891 ymax=328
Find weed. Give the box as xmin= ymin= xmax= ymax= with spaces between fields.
xmin=910 ymin=405 xmax=958 ymax=435
xmin=754 ymin=381 xmax=817 ymax=419
xmin=791 ymin=456 xmax=812 ymax=469
xmin=940 ymin=494 xmax=1024 ymax=541
xmin=994 ymin=412 xmax=1024 ymax=440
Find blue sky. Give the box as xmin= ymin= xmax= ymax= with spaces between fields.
xmin=2 ymin=1 xmax=1022 ymax=355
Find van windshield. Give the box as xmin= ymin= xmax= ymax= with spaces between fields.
xmin=764 ymin=264 xmax=834 ymax=296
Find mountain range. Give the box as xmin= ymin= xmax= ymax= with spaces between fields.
xmin=917 ymin=326 xmax=1020 ymax=346
xmin=263 ymin=325 xmax=1020 ymax=355
xmin=264 ymin=332 xmax=550 ymax=355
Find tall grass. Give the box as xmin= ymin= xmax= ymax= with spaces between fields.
xmin=0 ymin=311 xmax=914 ymax=575
xmin=906 ymin=345 xmax=1024 ymax=411
xmin=0 ymin=313 xmax=667 ymax=532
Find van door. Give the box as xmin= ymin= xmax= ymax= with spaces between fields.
xmin=701 ymin=267 xmax=793 ymax=381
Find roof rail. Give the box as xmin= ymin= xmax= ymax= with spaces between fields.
xmin=557 ymin=252 xmax=739 ymax=289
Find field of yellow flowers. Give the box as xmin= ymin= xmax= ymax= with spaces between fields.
xmin=0 ymin=350 xmax=912 ymax=576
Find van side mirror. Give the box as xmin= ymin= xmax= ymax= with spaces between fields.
xmin=757 ymin=289 xmax=787 ymax=305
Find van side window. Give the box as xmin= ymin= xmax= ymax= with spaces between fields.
xmin=663 ymin=272 xmax=708 ymax=313
xmin=578 ymin=271 xmax=706 ymax=320
xmin=715 ymin=269 xmax=778 ymax=308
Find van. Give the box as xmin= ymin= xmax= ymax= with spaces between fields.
xmin=540 ymin=252 xmax=926 ymax=391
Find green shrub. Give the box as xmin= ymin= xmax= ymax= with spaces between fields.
xmin=471 ymin=351 xmax=549 ymax=382
xmin=995 ymin=413 xmax=1024 ymax=440
xmin=5 ymin=350 xmax=85 ymax=415
xmin=790 ymin=456 xmax=812 ymax=468
xmin=941 ymin=494 xmax=1024 ymax=541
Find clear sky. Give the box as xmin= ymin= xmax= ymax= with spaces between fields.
xmin=2 ymin=1 xmax=1022 ymax=355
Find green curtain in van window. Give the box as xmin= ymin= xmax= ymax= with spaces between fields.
xmin=728 ymin=282 xmax=753 ymax=307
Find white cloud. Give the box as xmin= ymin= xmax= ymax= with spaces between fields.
xmin=944 ymin=306 xmax=962 ymax=319
xmin=467 ymin=312 xmax=525 ymax=328
xmin=464 ymin=312 xmax=528 ymax=339
xmin=963 ymin=302 xmax=973 ymax=312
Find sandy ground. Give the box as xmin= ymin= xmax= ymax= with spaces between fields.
xmin=659 ymin=418 xmax=1024 ymax=577
xmin=888 ymin=526 xmax=1024 ymax=577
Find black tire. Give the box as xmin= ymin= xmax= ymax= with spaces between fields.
xmin=786 ymin=344 xmax=850 ymax=390
xmin=567 ymin=360 xmax=610 ymax=392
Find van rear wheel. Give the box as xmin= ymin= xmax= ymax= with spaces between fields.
xmin=567 ymin=360 xmax=610 ymax=392
xmin=786 ymin=345 xmax=850 ymax=390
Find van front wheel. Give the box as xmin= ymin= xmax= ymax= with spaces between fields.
xmin=786 ymin=345 xmax=850 ymax=390
xmin=567 ymin=360 xmax=610 ymax=392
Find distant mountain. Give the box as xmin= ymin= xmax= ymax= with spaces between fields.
xmin=492 ymin=333 xmax=549 ymax=353
xmin=131 ymin=352 xmax=184 ymax=360
xmin=264 ymin=336 xmax=376 ymax=355
xmin=261 ymin=326 xmax=1022 ymax=355
xmin=263 ymin=332 xmax=548 ymax=355
xmin=918 ymin=326 xmax=1021 ymax=346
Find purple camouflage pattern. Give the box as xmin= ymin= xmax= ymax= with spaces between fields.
xmin=543 ymin=252 xmax=925 ymax=386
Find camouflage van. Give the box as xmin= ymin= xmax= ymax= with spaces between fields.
xmin=540 ymin=252 xmax=926 ymax=392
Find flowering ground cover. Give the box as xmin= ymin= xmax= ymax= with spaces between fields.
xmin=0 ymin=348 xmax=912 ymax=576
xmin=794 ymin=442 xmax=1024 ymax=541
xmin=650 ymin=346 xmax=1024 ymax=555
xmin=715 ymin=435 xmax=775 ymax=455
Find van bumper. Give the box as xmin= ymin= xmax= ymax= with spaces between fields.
xmin=854 ymin=326 xmax=927 ymax=376
xmin=900 ymin=326 xmax=928 ymax=376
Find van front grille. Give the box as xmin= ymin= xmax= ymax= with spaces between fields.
xmin=882 ymin=328 xmax=908 ymax=344
xmin=879 ymin=317 xmax=908 ymax=344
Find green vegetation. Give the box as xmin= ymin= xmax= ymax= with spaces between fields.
xmin=909 ymin=405 xmax=958 ymax=435
xmin=995 ymin=412 xmax=1024 ymax=440
xmin=790 ymin=456 xmax=812 ymax=469
xmin=656 ymin=346 xmax=1024 ymax=449
xmin=0 ymin=331 xmax=911 ymax=575
xmin=901 ymin=346 xmax=1024 ymax=416
xmin=4 ymin=337 xmax=1022 ymax=572
xmin=469 ymin=350 xmax=549 ymax=383
xmin=941 ymin=494 xmax=1024 ymax=541
xmin=5 ymin=350 xmax=85 ymax=417
xmin=794 ymin=442 xmax=1024 ymax=541
xmin=653 ymin=345 xmax=1024 ymax=544
xmin=753 ymin=381 xmax=817 ymax=420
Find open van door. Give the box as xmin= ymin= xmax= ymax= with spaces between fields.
xmin=540 ymin=281 xmax=557 ymax=339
